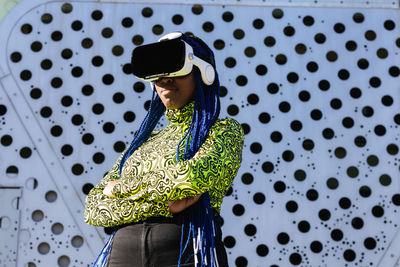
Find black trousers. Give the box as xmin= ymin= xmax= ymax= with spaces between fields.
xmin=106 ymin=215 xmax=229 ymax=267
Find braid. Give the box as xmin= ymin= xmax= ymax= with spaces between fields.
xmin=181 ymin=34 xmax=216 ymax=68
xmin=176 ymin=34 xmax=220 ymax=162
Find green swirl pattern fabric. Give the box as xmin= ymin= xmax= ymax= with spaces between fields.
xmin=84 ymin=102 xmax=244 ymax=227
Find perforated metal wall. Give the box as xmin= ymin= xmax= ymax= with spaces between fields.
xmin=0 ymin=1 xmax=399 ymax=266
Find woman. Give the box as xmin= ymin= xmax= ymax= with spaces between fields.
xmin=84 ymin=32 xmax=244 ymax=267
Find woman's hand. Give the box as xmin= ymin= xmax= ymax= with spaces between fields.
xmin=103 ymin=180 xmax=119 ymax=198
xmin=167 ymin=194 xmax=202 ymax=214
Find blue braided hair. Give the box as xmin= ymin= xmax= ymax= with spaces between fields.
xmin=177 ymin=33 xmax=221 ymax=267
xmin=118 ymin=89 xmax=166 ymax=177
xmin=118 ymin=33 xmax=221 ymax=267
xmin=176 ymin=33 xmax=220 ymax=162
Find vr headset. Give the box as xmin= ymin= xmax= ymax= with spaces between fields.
xmin=131 ymin=32 xmax=215 ymax=85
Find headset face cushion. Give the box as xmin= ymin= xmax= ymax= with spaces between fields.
xmin=131 ymin=39 xmax=186 ymax=80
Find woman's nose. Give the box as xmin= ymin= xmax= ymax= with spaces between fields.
xmin=155 ymin=76 xmax=173 ymax=85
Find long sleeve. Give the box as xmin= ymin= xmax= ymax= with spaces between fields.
xmin=84 ymin=101 xmax=245 ymax=227
xmin=84 ymin=146 xmax=182 ymax=227
xmin=84 ymin=149 xmax=140 ymax=226
xmin=111 ymin=118 xmax=244 ymax=209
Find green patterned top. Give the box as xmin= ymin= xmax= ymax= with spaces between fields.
xmin=84 ymin=102 xmax=244 ymax=227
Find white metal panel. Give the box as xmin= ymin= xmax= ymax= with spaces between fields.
xmin=0 ymin=1 xmax=399 ymax=266
xmin=0 ymin=187 xmax=21 ymax=267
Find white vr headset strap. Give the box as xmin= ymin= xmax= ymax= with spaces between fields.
xmin=188 ymin=52 xmax=215 ymax=86
xmin=183 ymin=42 xmax=215 ymax=86
xmin=158 ymin=32 xmax=183 ymax=42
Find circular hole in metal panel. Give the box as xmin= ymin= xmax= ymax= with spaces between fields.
xmin=58 ymin=255 xmax=70 ymax=267
xmin=45 ymin=191 xmax=57 ymax=203
xmin=6 ymin=165 xmax=18 ymax=178
xmin=25 ymin=177 xmax=38 ymax=190
xmin=31 ymin=210 xmax=44 ymax=222
xmin=38 ymin=242 xmax=50 ymax=255
xmin=0 ymin=216 xmax=11 ymax=230
xmin=71 ymin=235 xmax=84 ymax=248
xmin=51 ymin=222 xmax=64 ymax=235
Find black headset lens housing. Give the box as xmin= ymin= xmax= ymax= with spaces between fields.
xmin=131 ymin=39 xmax=188 ymax=80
